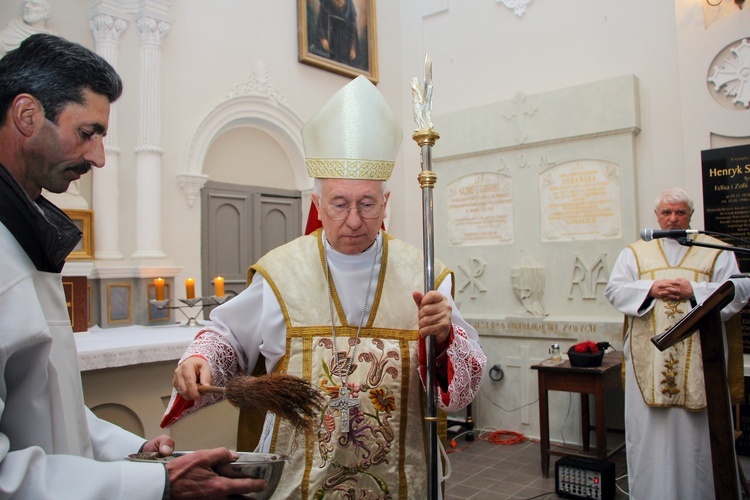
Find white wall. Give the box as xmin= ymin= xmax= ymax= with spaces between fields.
xmin=398 ymin=0 xmax=683 ymax=241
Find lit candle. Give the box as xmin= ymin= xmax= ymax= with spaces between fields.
xmin=214 ymin=276 xmax=225 ymax=297
xmin=185 ymin=278 xmax=195 ymax=299
xmin=154 ymin=278 xmax=165 ymax=301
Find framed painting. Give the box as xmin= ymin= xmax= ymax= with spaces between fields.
xmin=298 ymin=0 xmax=378 ymax=83
xmin=65 ymin=209 xmax=95 ymax=260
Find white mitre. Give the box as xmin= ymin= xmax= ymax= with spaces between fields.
xmin=303 ymin=75 xmax=402 ymax=181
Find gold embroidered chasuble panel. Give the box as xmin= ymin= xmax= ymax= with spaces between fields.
xmin=248 ymin=230 xmax=451 ymax=499
xmin=627 ymin=236 xmax=723 ymax=410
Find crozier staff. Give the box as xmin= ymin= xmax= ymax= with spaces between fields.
xmin=0 ymin=34 xmax=265 ymax=499
xmin=165 ymin=75 xmax=487 ymax=498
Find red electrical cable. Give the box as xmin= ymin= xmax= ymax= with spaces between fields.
xmin=481 ymin=430 xmax=527 ymax=446
xmin=447 ymin=430 xmax=530 ymax=454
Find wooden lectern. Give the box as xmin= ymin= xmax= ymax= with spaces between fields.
xmin=650 ymin=280 xmax=739 ymax=500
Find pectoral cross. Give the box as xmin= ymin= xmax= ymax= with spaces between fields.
xmin=329 ymin=386 xmax=359 ymax=432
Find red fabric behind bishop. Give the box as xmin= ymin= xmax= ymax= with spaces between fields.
xmin=305 ymin=202 xmax=323 ymax=235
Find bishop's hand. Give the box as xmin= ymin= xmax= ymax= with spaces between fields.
xmin=173 ymin=356 xmax=212 ymax=403
xmin=412 ymin=290 xmax=452 ymax=345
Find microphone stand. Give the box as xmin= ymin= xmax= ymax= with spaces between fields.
xmin=675 ymin=236 xmax=750 ymax=257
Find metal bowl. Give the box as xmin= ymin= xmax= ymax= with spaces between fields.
xmin=126 ymin=451 xmax=190 ymax=463
xmin=126 ymin=451 xmax=287 ymax=499
xmin=215 ymin=452 xmax=287 ymax=499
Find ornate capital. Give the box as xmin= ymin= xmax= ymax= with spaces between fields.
xmin=89 ymin=13 xmax=128 ymax=44
xmin=177 ymin=172 xmax=209 ymax=207
xmin=136 ymin=15 xmax=171 ymax=45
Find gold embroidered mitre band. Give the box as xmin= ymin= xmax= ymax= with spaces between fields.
xmin=302 ymin=75 xmax=402 ymax=181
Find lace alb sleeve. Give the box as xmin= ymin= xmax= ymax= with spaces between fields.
xmin=162 ymin=329 xmax=242 ymax=424
xmin=439 ymin=324 xmax=486 ymax=413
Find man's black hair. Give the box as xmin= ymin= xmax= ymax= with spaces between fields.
xmin=0 ymin=33 xmax=122 ymax=126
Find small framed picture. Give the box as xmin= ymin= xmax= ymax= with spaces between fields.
xmin=298 ymin=0 xmax=378 ymax=83
xmin=65 ymin=209 xmax=95 ymax=260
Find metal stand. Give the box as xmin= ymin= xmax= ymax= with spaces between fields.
xmin=148 ymin=295 xmax=231 ymax=327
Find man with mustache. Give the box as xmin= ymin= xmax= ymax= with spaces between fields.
xmin=0 ymin=34 xmax=266 ymax=498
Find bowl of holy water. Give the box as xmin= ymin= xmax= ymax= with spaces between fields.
xmin=126 ymin=451 xmax=287 ymax=499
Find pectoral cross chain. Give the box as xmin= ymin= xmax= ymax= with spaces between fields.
xmin=329 ymin=386 xmax=359 ymax=432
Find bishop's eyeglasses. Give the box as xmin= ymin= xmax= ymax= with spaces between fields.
xmin=323 ymin=202 xmax=383 ymax=220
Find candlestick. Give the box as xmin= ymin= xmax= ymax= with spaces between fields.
xmin=185 ymin=277 xmax=195 ymax=299
xmin=214 ymin=276 xmax=225 ymax=297
xmin=154 ymin=277 xmax=165 ymax=301
xmin=149 ymin=291 xmax=235 ymax=327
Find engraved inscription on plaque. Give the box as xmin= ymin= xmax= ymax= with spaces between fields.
xmin=539 ymin=160 xmax=622 ymax=242
xmin=702 ymin=144 xmax=750 ymax=352
xmin=446 ymin=172 xmax=513 ymax=247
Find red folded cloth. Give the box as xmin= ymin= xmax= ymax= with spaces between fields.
xmin=572 ymin=340 xmax=599 ymax=354
xmin=160 ymin=394 xmax=195 ymax=428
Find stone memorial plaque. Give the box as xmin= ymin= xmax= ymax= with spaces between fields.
xmin=446 ymin=172 xmax=513 ymax=246
xmin=539 ymin=160 xmax=621 ymax=242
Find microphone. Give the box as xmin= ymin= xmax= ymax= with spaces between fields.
xmin=640 ymin=228 xmax=700 ymax=241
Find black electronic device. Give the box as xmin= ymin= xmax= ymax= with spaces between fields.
xmin=555 ymin=455 xmax=615 ymax=500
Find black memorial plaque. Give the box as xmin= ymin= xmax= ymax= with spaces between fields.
xmin=702 ymin=144 xmax=750 ymax=353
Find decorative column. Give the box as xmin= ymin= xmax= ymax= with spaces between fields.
xmin=132 ymin=11 xmax=172 ymax=259
xmin=89 ymin=7 xmax=128 ymax=260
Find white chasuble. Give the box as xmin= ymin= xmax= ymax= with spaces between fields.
xmin=249 ymin=231 xmax=449 ymax=499
xmin=627 ymin=236 xmax=722 ymax=409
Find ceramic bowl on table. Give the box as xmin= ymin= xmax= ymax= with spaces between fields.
xmin=126 ymin=451 xmax=287 ymax=499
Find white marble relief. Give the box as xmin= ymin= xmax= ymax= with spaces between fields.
xmin=456 ymin=257 xmax=488 ymax=300
xmin=496 ymin=0 xmax=533 ymax=18
xmin=511 ymin=256 xmax=547 ymax=317
xmin=708 ymin=38 xmax=750 ymax=108
xmin=503 ymin=92 xmax=538 ymax=144
xmin=0 ymin=0 xmax=53 ymax=56
xmin=229 ymin=61 xmax=289 ymax=106
xmin=568 ymin=254 xmax=610 ymax=300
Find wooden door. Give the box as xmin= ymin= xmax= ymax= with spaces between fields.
xmin=201 ymin=181 xmax=301 ymax=299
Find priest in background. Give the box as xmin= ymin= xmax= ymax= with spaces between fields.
xmin=605 ymin=186 xmax=750 ymax=500
xmin=165 ymin=75 xmax=487 ymax=498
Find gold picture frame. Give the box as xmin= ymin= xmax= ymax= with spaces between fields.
xmin=65 ymin=209 xmax=95 ymax=260
xmin=298 ymin=0 xmax=378 ymax=83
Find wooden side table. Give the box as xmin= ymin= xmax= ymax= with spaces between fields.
xmin=531 ymin=351 xmax=625 ymax=477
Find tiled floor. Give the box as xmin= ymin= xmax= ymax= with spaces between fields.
xmin=444 ymin=430 xmax=750 ymax=500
